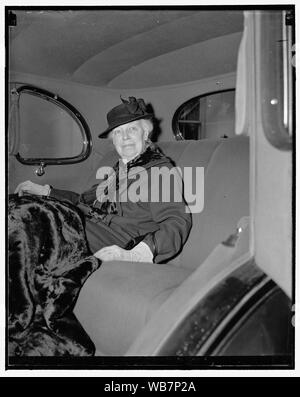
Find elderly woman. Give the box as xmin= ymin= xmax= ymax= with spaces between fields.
xmin=15 ymin=97 xmax=192 ymax=265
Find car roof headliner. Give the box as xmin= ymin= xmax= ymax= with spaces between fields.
xmin=9 ymin=9 xmax=244 ymax=89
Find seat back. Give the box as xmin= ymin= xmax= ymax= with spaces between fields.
xmin=164 ymin=136 xmax=249 ymax=270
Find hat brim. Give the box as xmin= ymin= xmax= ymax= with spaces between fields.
xmin=98 ymin=113 xmax=153 ymax=137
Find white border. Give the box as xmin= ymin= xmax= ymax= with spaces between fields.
xmin=1 ymin=0 xmax=299 ymax=378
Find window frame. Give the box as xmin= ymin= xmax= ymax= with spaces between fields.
xmin=14 ymin=85 xmax=92 ymax=166
xmin=172 ymin=88 xmax=236 ymax=141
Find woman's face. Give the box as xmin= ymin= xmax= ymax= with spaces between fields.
xmin=112 ymin=119 xmax=148 ymax=161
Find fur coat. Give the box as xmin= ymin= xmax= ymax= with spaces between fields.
xmin=8 ymin=195 xmax=100 ymax=357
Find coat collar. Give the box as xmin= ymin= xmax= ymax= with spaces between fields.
xmin=119 ymin=143 xmax=171 ymax=172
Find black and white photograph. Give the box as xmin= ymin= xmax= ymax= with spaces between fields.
xmin=4 ymin=3 xmax=296 ymax=374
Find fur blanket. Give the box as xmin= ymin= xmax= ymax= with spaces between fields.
xmin=8 ymin=195 xmax=101 ymax=357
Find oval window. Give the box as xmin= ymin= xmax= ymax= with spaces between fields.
xmin=11 ymin=85 xmax=92 ymax=166
xmin=172 ymin=89 xmax=235 ymax=140
xmin=18 ymin=92 xmax=83 ymax=159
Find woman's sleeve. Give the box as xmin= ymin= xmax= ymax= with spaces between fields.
xmin=49 ymin=183 xmax=99 ymax=206
xmin=143 ymin=201 xmax=192 ymax=264
xmin=49 ymin=188 xmax=81 ymax=205
xmin=143 ymin=167 xmax=192 ymax=264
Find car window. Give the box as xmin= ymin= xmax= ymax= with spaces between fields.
xmin=18 ymin=92 xmax=83 ymax=159
xmin=9 ymin=85 xmax=92 ymax=175
xmin=172 ymin=89 xmax=235 ymax=140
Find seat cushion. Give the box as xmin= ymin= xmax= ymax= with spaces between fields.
xmin=74 ymin=260 xmax=191 ymax=356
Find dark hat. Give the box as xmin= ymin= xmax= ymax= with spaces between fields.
xmin=99 ymin=96 xmax=153 ymax=137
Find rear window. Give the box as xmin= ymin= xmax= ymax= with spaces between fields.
xmin=172 ymin=89 xmax=235 ymax=140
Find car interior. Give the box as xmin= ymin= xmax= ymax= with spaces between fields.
xmin=7 ymin=8 xmax=294 ymax=362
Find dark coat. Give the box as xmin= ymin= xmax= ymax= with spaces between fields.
xmin=50 ymin=145 xmax=192 ymax=263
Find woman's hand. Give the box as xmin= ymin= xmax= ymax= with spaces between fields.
xmin=94 ymin=245 xmax=130 ymax=261
xmin=94 ymin=242 xmax=153 ymax=263
xmin=14 ymin=180 xmax=51 ymax=197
